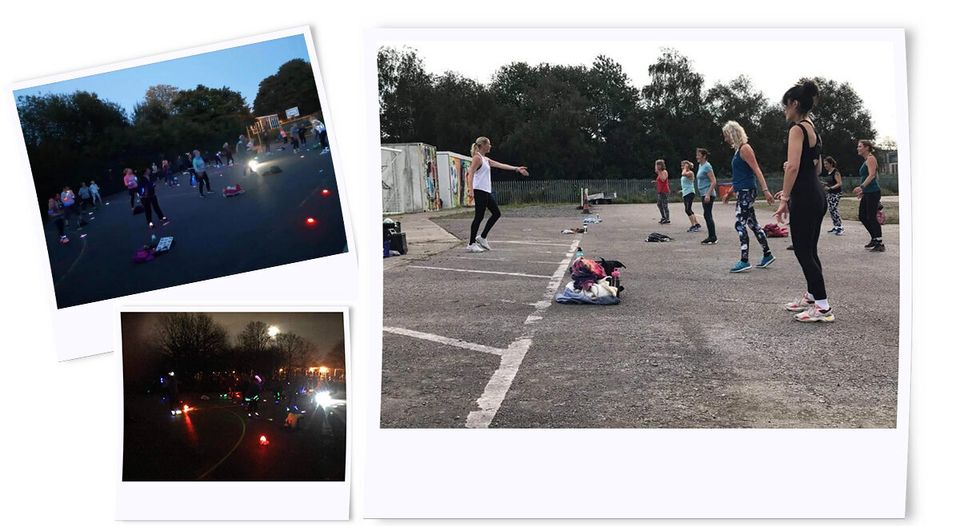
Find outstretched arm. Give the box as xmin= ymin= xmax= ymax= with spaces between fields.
xmin=488 ymin=158 xmax=529 ymax=176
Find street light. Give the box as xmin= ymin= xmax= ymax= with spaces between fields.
xmin=268 ymin=325 xmax=280 ymax=339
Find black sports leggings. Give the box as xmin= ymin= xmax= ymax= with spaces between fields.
xmin=858 ymin=191 xmax=882 ymax=239
xmin=141 ymin=196 xmax=165 ymax=225
xmin=683 ymin=193 xmax=695 ymax=217
xmin=470 ymin=190 xmax=501 ymax=241
xmin=789 ymin=192 xmax=828 ymax=300
xmin=701 ymin=196 xmax=716 ymax=239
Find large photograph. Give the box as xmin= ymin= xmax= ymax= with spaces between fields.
xmin=379 ymin=36 xmax=902 ymax=429
xmin=14 ymin=32 xmax=347 ymax=310
xmin=121 ymin=310 xmax=347 ymax=481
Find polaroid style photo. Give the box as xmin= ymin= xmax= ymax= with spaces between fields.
xmin=11 ymin=27 xmax=355 ymax=361
xmin=367 ymin=28 xmax=910 ymax=518
xmin=117 ymin=306 xmax=349 ymax=520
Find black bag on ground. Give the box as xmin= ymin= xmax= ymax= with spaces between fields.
xmin=389 ymin=232 xmax=407 ymax=255
xmin=646 ymin=232 xmax=673 ymax=242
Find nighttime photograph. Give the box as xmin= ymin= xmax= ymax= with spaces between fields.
xmin=121 ymin=311 xmax=346 ymax=482
xmin=14 ymin=33 xmax=347 ymax=309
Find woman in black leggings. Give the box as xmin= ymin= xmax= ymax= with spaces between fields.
xmin=773 ymin=80 xmax=834 ymax=322
xmin=463 ymin=136 xmax=529 ymax=253
xmin=854 ymin=140 xmax=884 ymax=251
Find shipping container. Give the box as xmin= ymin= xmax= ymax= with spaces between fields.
xmin=436 ymin=151 xmax=474 ymax=209
xmin=381 ymin=143 xmax=441 ymax=214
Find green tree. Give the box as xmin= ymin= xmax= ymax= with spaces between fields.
xmin=253 ymin=59 xmax=322 ymax=119
xmin=377 ymin=46 xmax=434 ymax=142
xmin=640 ymin=49 xmax=715 ymax=176
xmin=806 ymin=76 xmax=877 ymax=176
xmin=16 ymin=91 xmax=131 ymax=205
xmin=144 ymin=84 xmax=180 ymax=112
xmin=704 ymin=75 xmax=774 ymax=176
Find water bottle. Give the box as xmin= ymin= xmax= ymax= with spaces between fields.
xmin=611 ymin=268 xmax=621 ymax=290
xmin=575 ymin=246 xmax=584 ymax=259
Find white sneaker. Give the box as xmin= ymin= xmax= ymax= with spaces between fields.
xmin=475 ymin=236 xmax=491 ymax=250
xmin=465 ymin=243 xmax=485 ymax=253
xmin=785 ymin=293 xmax=815 ymax=312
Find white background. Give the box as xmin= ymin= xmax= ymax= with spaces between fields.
xmin=0 ymin=0 xmax=955 ymax=524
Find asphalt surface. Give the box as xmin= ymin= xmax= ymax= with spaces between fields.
xmin=45 ymin=142 xmax=347 ymax=309
xmin=381 ymin=201 xmax=900 ymax=428
xmin=123 ymin=391 xmax=346 ymax=481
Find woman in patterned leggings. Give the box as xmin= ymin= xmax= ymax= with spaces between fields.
xmin=821 ymin=156 xmax=844 ymax=235
xmin=721 ymin=121 xmax=776 ymax=273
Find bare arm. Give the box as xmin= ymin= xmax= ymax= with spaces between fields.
xmin=774 ymin=126 xmax=804 ymax=222
xmin=487 ymin=157 xmax=529 ymax=176
xmin=741 ymin=144 xmax=774 ymax=204
xmin=833 ymin=170 xmax=843 ymax=191
xmin=704 ymin=169 xmax=717 ymax=202
xmin=861 ymin=156 xmax=878 ymax=188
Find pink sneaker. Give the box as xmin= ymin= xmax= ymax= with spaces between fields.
xmin=794 ymin=306 xmax=836 ymax=323
xmin=784 ymin=294 xmax=814 ymax=312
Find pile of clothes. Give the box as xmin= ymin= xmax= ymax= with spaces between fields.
xmin=555 ymin=256 xmax=624 ymax=305
xmin=763 ymin=223 xmax=789 ymax=238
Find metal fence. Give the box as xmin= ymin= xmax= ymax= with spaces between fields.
xmin=493 ymin=175 xmax=899 ymax=205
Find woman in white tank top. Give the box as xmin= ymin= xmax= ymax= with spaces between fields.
xmin=464 ymin=136 xmax=529 ymax=252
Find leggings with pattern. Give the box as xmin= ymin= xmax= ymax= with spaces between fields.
xmin=735 ymin=188 xmax=770 ymax=262
xmin=826 ymin=192 xmax=842 ymax=228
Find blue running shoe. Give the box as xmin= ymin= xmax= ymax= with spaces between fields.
xmin=757 ymin=254 xmax=776 ymax=268
xmin=730 ymin=260 xmax=752 ymax=273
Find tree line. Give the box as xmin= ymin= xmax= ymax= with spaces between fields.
xmin=17 ymin=58 xmax=323 ymax=210
xmin=147 ymin=313 xmax=345 ymax=391
xmin=378 ymin=46 xmax=880 ymax=182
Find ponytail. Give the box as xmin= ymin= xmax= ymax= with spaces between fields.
xmin=471 ymin=136 xmax=490 ymax=157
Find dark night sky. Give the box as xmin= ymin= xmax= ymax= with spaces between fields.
xmin=121 ymin=311 xmax=345 ymax=365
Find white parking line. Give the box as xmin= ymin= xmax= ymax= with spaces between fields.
xmin=407 ymin=266 xmax=552 ymax=279
xmin=493 ymin=240 xmax=574 ymax=247
xmin=383 ymin=326 xmax=505 ymax=356
xmin=465 ymin=237 xmax=581 ymax=428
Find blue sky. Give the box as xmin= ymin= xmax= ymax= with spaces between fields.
xmin=14 ymin=35 xmax=311 ymax=116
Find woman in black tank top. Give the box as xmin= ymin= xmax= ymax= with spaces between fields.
xmin=774 ymin=80 xmax=834 ymax=323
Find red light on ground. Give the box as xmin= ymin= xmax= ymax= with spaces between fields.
xmin=305 ymin=217 xmax=317 ymax=228
xmin=321 ymin=189 xmax=331 ymax=197
xmin=259 ymin=435 xmax=269 ymax=446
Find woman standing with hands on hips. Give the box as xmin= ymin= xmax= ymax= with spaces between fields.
xmin=773 ymin=80 xmax=834 ymax=322
xmin=854 ymin=140 xmax=884 ymax=251
xmin=464 ymin=136 xmax=529 ymax=253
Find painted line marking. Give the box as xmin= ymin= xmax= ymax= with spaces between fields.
xmin=196 ymin=407 xmax=247 ymax=481
xmin=56 ymin=234 xmax=88 ymax=286
xmin=299 ymin=184 xmax=326 ymax=208
xmin=465 ymin=237 xmax=580 ymax=428
xmin=384 ymin=326 xmax=505 ymax=356
xmin=492 ymin=240 xmax=573 ymax=247
xmin=407 ymin=266 xmax=552 ymax=279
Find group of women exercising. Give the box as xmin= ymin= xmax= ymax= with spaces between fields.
xmin=462 ymin=80 xmax=886 ymax=323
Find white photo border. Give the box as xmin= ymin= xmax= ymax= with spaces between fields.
xmin=10 ymin=26 xmax=357 ymax=361
xmin=115 ymin=303 xmax=351 ymax=521
xmin=364 ymin=27 xmax=910 ymax=519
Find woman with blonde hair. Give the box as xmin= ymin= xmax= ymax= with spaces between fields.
xmin=721 ymin=120 xmax=775 ymax=272
xmin=854 ymin=139 xmax=884 ymax=251
xmin=463 ymin=136 xmax=529 ymax=253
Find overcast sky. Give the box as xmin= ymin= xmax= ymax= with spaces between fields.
xmin=390 ymin=34 xmax=900 ymax=141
